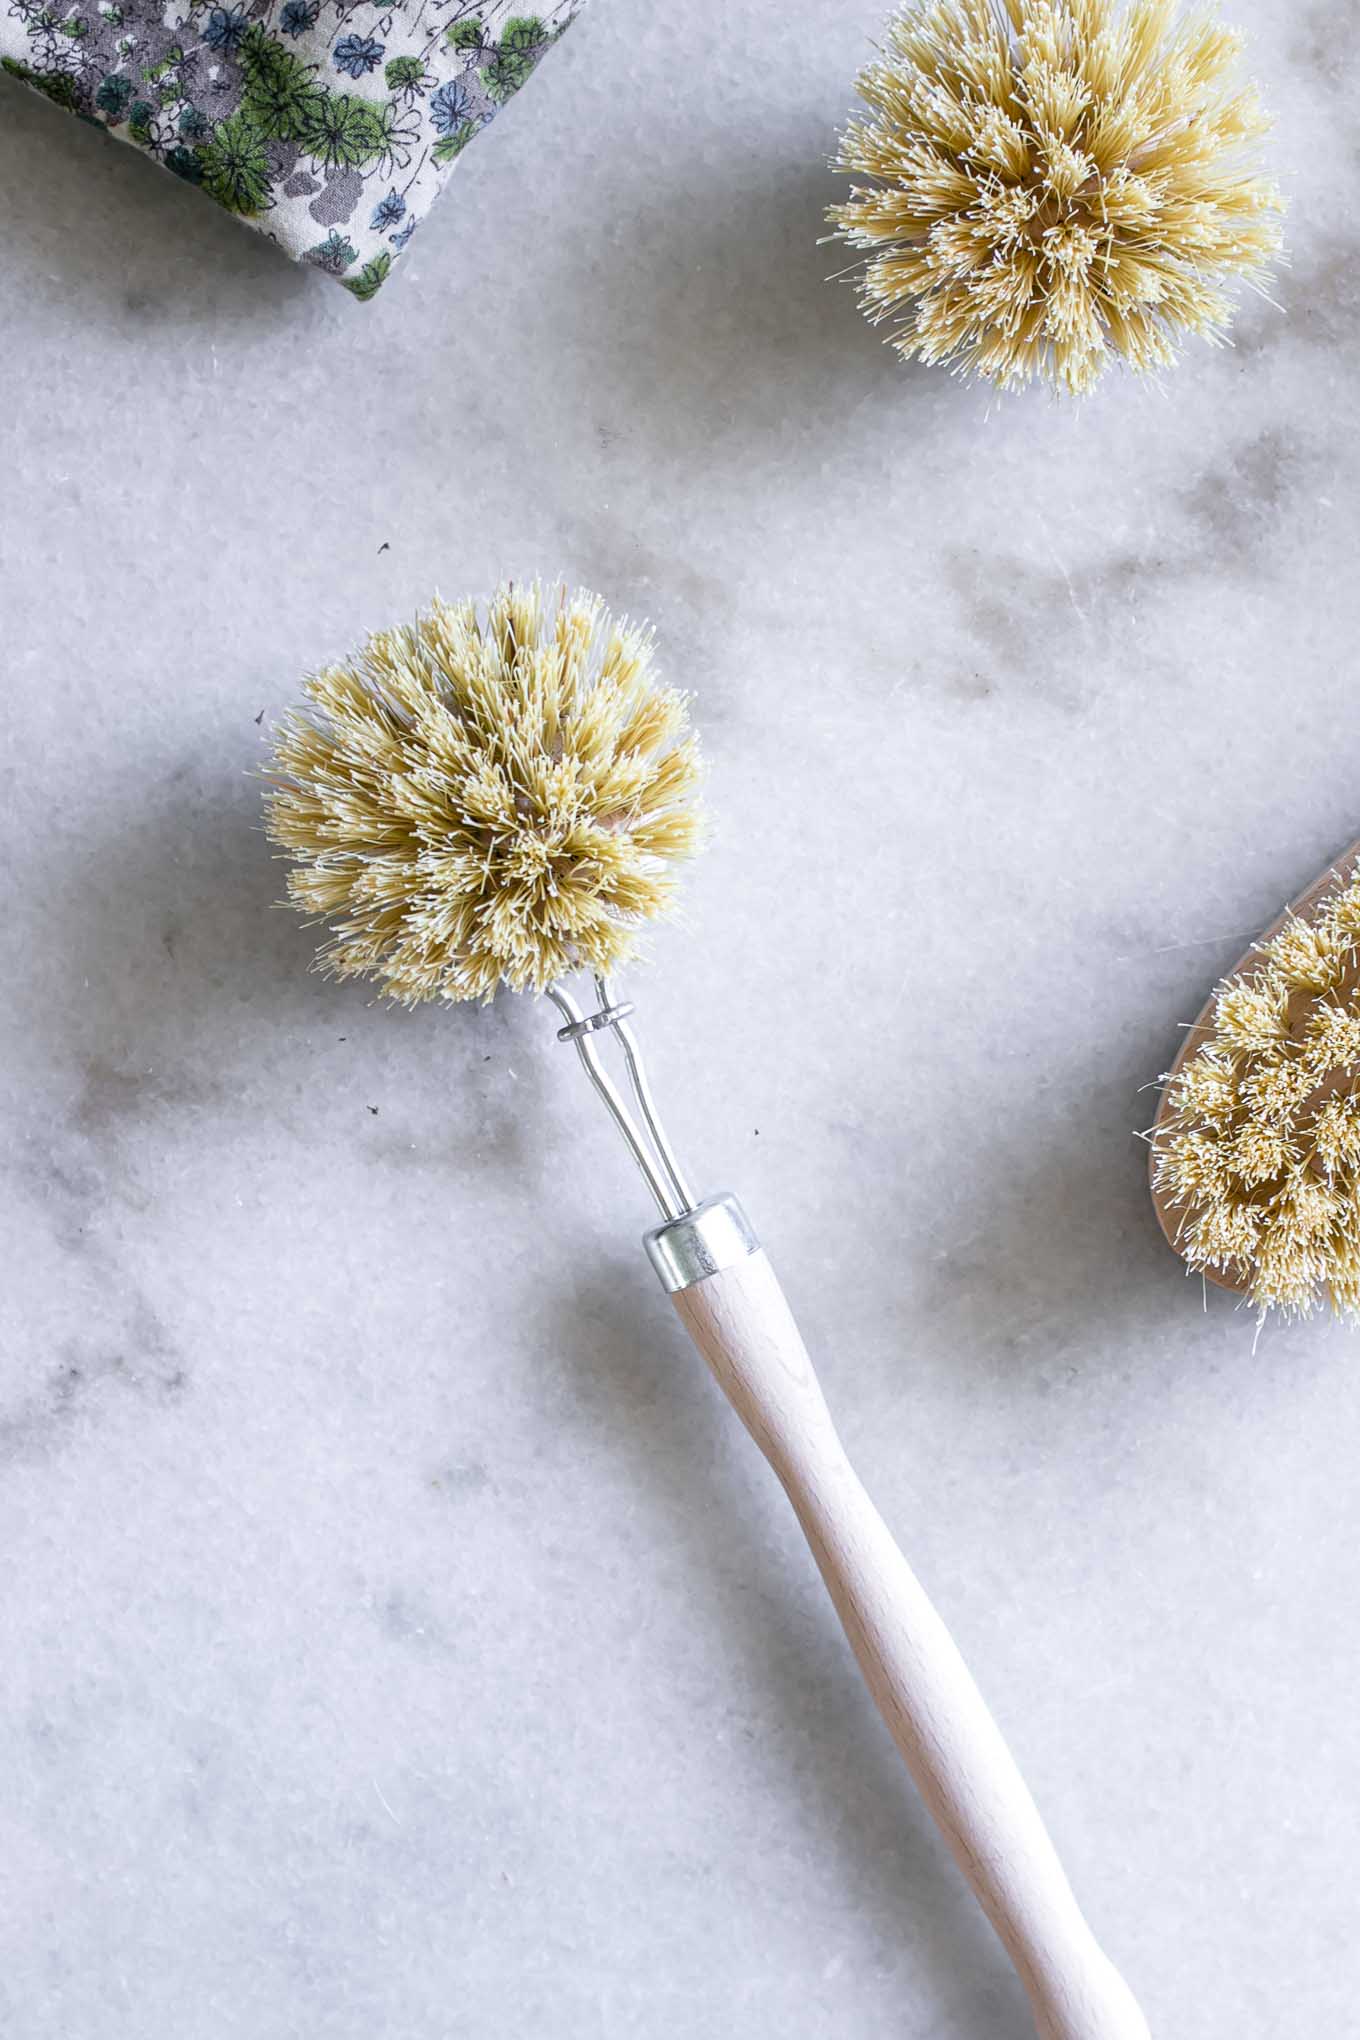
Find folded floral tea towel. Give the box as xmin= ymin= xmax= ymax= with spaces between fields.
xmin=1 ymin=0 xmax=580 ymax=294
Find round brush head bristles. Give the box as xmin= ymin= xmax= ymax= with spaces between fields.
xmin=1150 ymin=870 xmax=1360 ymax=1321
xmin=828 ymin=0 xmax=1284 ymax=396
xmin=265 ymin=582 xmax=703 ymax=1004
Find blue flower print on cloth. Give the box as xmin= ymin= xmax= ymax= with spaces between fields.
xmin=204 ymin=5 xmax=249 ymax=53
xmin=333 ymin=31 xmax=382 ymax=77
xmin=0 ymin=1 xmax=583 ymax=295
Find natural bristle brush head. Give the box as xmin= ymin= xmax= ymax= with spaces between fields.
xmin=264 ymin=581 xmax=704 ymax=1004
xmin=828 ymin=0 xmax=1285 ymax=396
xmin=1150 ymin=850 xmax=1360 ymax=1322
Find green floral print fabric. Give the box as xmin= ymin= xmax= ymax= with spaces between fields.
xmin=1 ymin=0 xmax=580 ymax=294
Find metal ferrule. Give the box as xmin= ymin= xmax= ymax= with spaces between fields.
xmin=644 ymin=1192 xmax=760 ymax=1295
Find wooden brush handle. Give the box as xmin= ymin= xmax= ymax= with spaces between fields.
xmin=672 ymin=1248 xmax=1148 ymax=2040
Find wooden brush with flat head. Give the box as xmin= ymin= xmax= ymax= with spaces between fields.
xmin=266 ymin=580 xmax=1149 ymax=2040
xmin=1150 ymin=841 xmax=1360 ymax=1320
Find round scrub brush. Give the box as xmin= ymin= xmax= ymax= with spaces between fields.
xmin=267 ymin=581 xmax=1149 ymax=2040
xmin=828 ymin=0 xmax=1284 ymax=395
xmin=1150 ymin=842 xmax=1360 ymax=1322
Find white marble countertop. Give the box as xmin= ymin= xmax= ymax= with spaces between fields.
xmin=2 ymin=3 xmax=1358 ymax=2033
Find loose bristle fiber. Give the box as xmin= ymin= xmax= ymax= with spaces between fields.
xmin=1151 ymin=869 xmax=1360 ymax=1323
xmin=265 ymin=582 xmax=703 ymax=1005
xmin=829 ymin=0 xmax=1284 ymax=396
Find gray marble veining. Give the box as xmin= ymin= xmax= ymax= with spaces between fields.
xmin=2 ymin=2 xmax=1359 ymax=2033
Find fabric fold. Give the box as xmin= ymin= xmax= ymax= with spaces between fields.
xmin=1 ymin=0 xmax=581 ymax=294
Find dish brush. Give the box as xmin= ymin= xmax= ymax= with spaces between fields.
xmin=1151 ymin=841 xmax=1360 ymax=1321
xmin=266 ymin=580 xmax=1149 ymax=2040
xmin=828 ymin=0 xmax=1284 ymax=395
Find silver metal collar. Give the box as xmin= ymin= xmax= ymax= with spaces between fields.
xmin=644 ymin=1192 xmax=760 ymax=1294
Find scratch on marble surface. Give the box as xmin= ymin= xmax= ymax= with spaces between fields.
xmin=945 ymin=423 xmax=1324 ymax=696
xmin=372 ymin=1780 xmax=402 ymax=1825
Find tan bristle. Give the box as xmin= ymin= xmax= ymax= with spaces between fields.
xmin=1150 ymin=879 xmax=1360 ymax=1322
xmin=264 ymin=582 xmax=703 ymax=1004
xmin=828 ymin=0 xmax=1284 ymax=396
